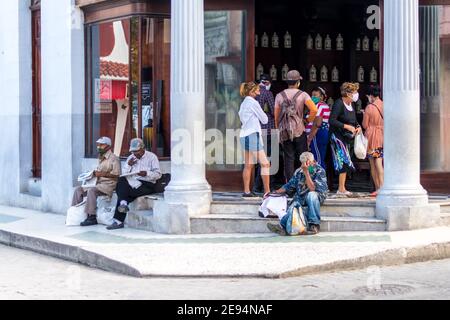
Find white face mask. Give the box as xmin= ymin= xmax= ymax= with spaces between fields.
xmin=265 ymin=85 xmax=271 ymax=91
xmin=352 ymin=92 xmax=359 ymax=103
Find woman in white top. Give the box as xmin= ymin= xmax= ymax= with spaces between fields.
xmin=238 ymin=81 xmax=271 ymax=197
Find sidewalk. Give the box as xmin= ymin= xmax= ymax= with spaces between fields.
xmin=1 ymin=205 xmax=450 ymax=278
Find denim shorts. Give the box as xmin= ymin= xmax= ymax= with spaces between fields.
xmin=240 ymin=133 xmax=263 ymax=152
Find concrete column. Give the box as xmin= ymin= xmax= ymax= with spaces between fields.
xmin=40 ymin=0 xmax=85 ymax=213
xmin=377 ymin=0 xmax=440 ymax=230
xmin=153 ymin=0 xmax=212 ymax=234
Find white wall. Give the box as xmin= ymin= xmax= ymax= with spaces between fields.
xmin=40 ymin=0 xmax=85 ymax=213
xmin=0 ymin=0 xmax=42 ymax=210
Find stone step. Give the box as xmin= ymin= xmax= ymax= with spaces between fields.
xmin=125 ymin=210 xmax=154 ymax=232
xmin=440 ymin=204 xmax=450 ymax=214
xmin=210 ymin=201 xmax=376 ymax=218
xmin=441 ymin=213 xmax=450 ymax=226
xmin=190 ymin=214 xmax=386 ymax=234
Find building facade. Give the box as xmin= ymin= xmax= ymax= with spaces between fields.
xmin=0 ymin=0 xmax=449 ymax=233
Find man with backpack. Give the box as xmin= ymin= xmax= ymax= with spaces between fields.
xmin=274 ymin=70 xmax=318 ymax=182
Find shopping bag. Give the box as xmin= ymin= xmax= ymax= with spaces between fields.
xmin=97 ymin=206 xmax=115 ymax=226
xmin=96 ymin=196 xmax=115 ymax=226
xmin=285 ymin=206 xmax=308 ymax=236
xmin=259 ymin=195 xmax=288 ymax=219
xmin=66 ymin=202 xmax=87 ymax=226
xmin=354 ymin=131 xmax=368 ymax=160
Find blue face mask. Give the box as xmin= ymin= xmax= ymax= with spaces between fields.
xmin=312 ymin=97 xmax=321 ymax=105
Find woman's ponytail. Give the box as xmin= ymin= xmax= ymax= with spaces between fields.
xmin=240 ymin=81 xmax=258 ymax=97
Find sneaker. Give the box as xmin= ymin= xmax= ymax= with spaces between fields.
xmin=242 ymin=192 xmax=258 ymax=198
xmin=117 ymin=204 xmax=130 ymax=214
xmin=267 ymin=222 xmax=287 ymax=236
xmin=106 ymin=221 xmax=125 ymax=230
xmin=80 ymin=215 xmax=98 ymax=227
xmin=307 ymin=224 xmax=320 ymax=235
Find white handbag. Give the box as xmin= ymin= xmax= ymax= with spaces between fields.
xmin=66 ymin=202 xmax=87 ymax=226
xmin=354 ymin=131 xmax=368 ymax=160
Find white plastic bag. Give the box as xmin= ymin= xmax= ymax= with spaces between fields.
xmin=259 ymin=195 xmax=288 ymax=219
xmin=66 ymin=203 xmax=87 ymax=226
xmin=354 ymin=131 xmax=368 ymax=160
xmin=97 ymin=206 xmax=115 ymax=226
xmin=96 ymin=196 xmax=115 ymax=226
xmin=286 ymin=206 xmax=308 ymax=236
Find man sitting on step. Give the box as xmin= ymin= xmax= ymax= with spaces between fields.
xmin=267 ymin=152 xmax=328 ymax=235
xmin=107 ymin=138 xmax=162 ymax=230
xmin=74 ymin=136 xmax=121 ymax=227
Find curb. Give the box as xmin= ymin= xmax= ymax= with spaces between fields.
xmin=0 ymin=229 xmax=142 ymax=277
xmin=2 ymin=228 xmax=450 ymax=279
xmin=280 ymin=242 xmax=450 ymax=278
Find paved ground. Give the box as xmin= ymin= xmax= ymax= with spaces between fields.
xmin=1 ymin=205 xmax=450 ymax=277
xmin=1 ymin=244 xmax=450 ymax=300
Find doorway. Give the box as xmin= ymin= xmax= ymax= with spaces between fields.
xmin=32 ymin=5 xmax=42 ymax=178
xmin=254 ymin=0 xmax=381 ymax=192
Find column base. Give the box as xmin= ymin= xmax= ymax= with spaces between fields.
xmin=152 ymin=201 xmax=191 ymax=234
xmin=377 ymin=186 xmax=428 ymax=207
xmin=376 ymin=204 xmax=441 ymax=231
xmin=376 ymin=186 xmax=441 ymax=231
xmin=152 ymin=183 xmax=212 ymax=234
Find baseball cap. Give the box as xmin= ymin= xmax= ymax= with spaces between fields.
xmin=259 ymin=74 xmax=271 ymax=82
xmin=96 ymin=136 xmax=112 ymax=146
xmin=129 ymin=138 xmax=145 ymax=152
xmin=286 ymin=70 xmax=303 ymax=81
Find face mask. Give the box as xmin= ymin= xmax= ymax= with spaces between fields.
xmin=265 ymin=85 xmax=271 ymax=91
xmin=308 ymin=165 xmax=315 ymax=175
xmin=352 ymin=92 xmax=359 ymax=103
xmin=97 ymin=147 xmax=107 ymax=155
xmin=312 ymin=96 xmax=321 ymax=105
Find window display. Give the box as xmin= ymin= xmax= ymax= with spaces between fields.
xmin=86 ymin=17 xmax=170 ymax=158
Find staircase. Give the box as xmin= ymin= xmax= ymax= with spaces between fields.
xmin=438 ymin=201 xmax=450 ymax=226
xmin=190 ymin=195 xmax=386 ymax=234
xmin=125 ymin=193 xmax=390 ymax=234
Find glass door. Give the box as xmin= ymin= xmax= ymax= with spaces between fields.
xmin=204 ymin=10 xmax=250 ymax=191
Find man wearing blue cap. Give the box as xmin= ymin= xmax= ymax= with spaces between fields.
xmin=72 ymin=137 xmax=121 ymax=227
xmin=107 ymin=138 xmax=162 ymax=230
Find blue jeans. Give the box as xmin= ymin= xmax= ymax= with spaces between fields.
xmin=310 ymin=128 xmax=329 ymax=170
xmin=280 ymin=192 xmax=322 ymax=229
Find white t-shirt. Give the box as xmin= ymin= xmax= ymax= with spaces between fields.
xmin=238 ymin=96 xmax=268 ymax=138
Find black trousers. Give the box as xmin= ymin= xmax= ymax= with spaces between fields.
xmin=282 ymin=133 xmax=308 ymax=182
xmin=114 ymin=177 xmax=156 ymax=223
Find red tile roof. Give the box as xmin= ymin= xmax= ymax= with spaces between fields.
xmin=100 ymin=60 xmax=129 ymax=79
